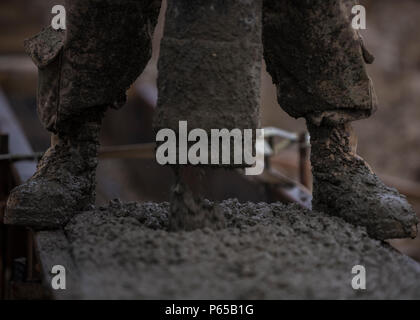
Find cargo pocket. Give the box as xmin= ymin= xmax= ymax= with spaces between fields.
xmin=24 ymin=26 xmax=65 ymax=133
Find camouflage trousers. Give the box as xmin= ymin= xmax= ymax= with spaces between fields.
xmin=25 ymin=0 xmax=161 ymax=133
xmin=24 ymin=0 xmax=376 ymax=133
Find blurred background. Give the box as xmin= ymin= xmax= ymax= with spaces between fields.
xmin=0 ymin=0 xmax=419 ymax=259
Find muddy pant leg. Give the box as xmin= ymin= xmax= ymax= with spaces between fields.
xmin=263 ymin=0 xmax=376 ymax=123
xmin=26 ymin=0 xmax=161 ymax=133
xmin=262 ymin=0 xmax=417 ymax=240
xmin=5 ymin=0 xmax=161 ymax=229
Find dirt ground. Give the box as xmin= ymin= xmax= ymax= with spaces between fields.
xmin=40 ymin=199 xmax=420 ymax=299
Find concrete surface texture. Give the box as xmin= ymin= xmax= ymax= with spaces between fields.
xmin=37 ymin=199 xmax=420 ymax=299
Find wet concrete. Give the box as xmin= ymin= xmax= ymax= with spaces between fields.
xmin=37 ymin=198 xmax=420 ymax=299
xmin=154 ymin=0 xmax=262 ymax=135
xmin=169 ymin=167 xmax=226 ymax=231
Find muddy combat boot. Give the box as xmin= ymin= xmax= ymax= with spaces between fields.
xmin=307 ymin=122 xmax=417 ymax=240
xmin=5 ymin=0 xmax=161 ymax=229
xmin=5 ymin=109 xmax=105 ymax=229
xmin=262 ymin=0 xmax=418 ymax=239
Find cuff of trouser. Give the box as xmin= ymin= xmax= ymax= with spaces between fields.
xmin=306 ymin=109 xmax=374 ymax=126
